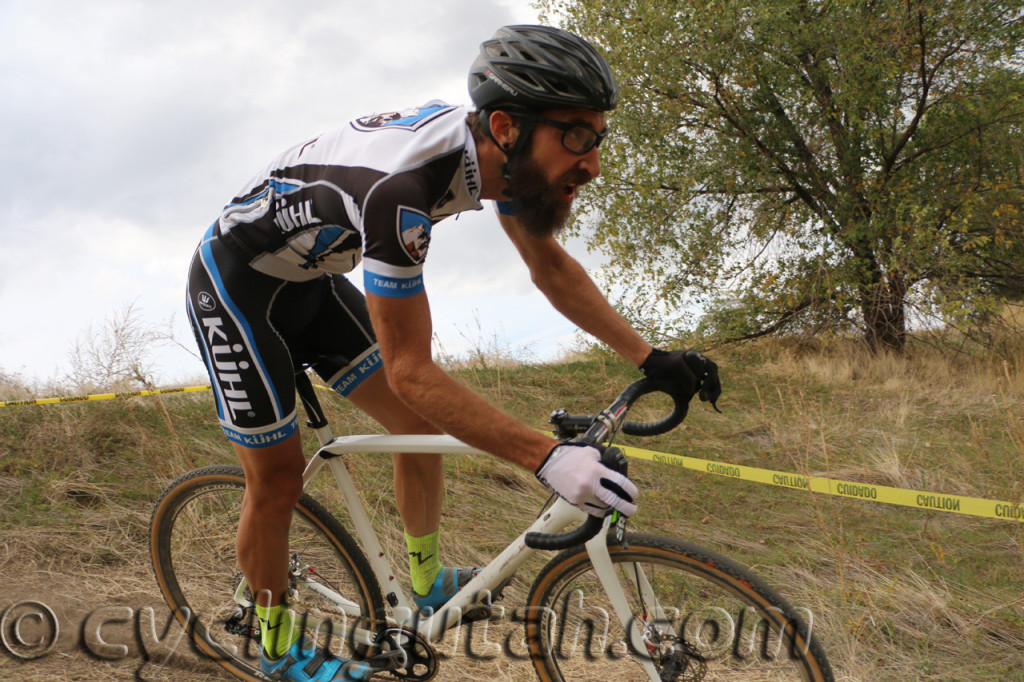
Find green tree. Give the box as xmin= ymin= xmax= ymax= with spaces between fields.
xmin=540 ymin=0 xmax=1024 ymax=351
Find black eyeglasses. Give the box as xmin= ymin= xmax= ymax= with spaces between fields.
xmin=534 ymin=116 xmax=608 ymax=154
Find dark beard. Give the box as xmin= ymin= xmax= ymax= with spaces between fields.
xmin=503 ymin=154 xmax=591 ymax=238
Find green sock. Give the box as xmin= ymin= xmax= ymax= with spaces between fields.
xmin=405 ymin=530 xmax=442 ymax=596
xmin=255 ymin=602 xmax=301 ymax=660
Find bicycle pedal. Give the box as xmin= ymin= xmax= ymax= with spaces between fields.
xmin=459 ymin=574 xmax=514 ymax=622
xmin=459 ymin=605 xmax=499 ymax=623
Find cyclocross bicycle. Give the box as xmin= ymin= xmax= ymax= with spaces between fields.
xmin=150 ymin=371 xmax=834 ymax=681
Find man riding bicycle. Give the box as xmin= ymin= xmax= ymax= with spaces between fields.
xmin=186 ymin=24 xmax=720 ymax=682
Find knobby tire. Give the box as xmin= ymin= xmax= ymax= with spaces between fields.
xmin=524 ymin=532 xmax=834 ymax=682
xmin=149 ymin=465 xmax=385 ymax=681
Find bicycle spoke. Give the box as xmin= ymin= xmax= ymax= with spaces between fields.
xmin=151 ymin=466 xmax=384 ymax=680
xmin=527 ymin=534 xmax=833 ymax=682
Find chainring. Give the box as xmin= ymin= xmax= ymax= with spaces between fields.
xmin=373 ymin=627 xmax=438 ymax=681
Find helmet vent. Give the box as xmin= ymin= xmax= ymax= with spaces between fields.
xmin=468 ymin=24 xmax=619 ymax=112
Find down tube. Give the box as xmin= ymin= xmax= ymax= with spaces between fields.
xmin=418 ymin=499 xmax=587 ymax=643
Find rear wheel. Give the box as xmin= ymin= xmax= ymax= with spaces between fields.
xmin=150 ymin=465 xmax=385 ymax=680
xmin=525 ymin=532 xmax=833 ymax=681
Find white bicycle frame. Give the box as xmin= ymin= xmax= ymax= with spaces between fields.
xmin=253 ymin=423 xmax=665 ymax=679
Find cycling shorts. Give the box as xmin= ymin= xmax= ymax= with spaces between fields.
xmin=186 ymin=224 xmax=381 ymax=448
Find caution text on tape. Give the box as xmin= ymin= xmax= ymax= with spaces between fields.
xmin=622 ymin=444 xmax=1024 ymax=523
xmin=6 ymin=386 xmax=1020 ymax=523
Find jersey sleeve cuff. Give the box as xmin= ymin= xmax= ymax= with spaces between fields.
xmin=363 ymin=258 xmax=425 ymax=297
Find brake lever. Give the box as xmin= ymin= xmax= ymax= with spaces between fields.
xmin=524 ymin=446 xmax=628 ymax=550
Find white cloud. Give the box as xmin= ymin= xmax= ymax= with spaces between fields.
xmin=0 ymin=0 xmax=618 ymax=387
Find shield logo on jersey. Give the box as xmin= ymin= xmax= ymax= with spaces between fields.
xmin=397 ymin=207 xmax=432 ymax=263
xmin=353 ymin=104 xmax=455 ymax=132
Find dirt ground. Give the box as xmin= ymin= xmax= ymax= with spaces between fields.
xmin=0 ymin=552 xmax=542 ymax=681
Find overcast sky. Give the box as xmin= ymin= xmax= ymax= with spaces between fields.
xmin=0 ymin=0 xmax=616 ymax=388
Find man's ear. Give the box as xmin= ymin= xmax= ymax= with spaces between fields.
xmin=488 ymin=110 xmax=519 ymax=152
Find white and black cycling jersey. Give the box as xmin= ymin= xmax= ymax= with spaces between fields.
xmin=216 ymin=100 xmax=483 ymax=297
xmin=187 ymin=101 xmax=485 ymax=446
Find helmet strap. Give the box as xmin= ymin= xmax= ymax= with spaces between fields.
xmin=481 ymin=109 xmax=538 ymax=190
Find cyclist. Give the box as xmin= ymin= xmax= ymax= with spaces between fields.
xmin=186 ymin=24 xmax=720 ymax=682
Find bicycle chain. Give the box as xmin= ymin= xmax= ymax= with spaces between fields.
xmin=277 ymin=575 xmax=437 ymax=680
xmin=230 ymin=571 xmax=701 ymax=681
xmin=228 ymin=570 xmax=393 ymax=638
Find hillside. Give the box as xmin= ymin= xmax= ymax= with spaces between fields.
xmin=1 ymin=342 xmax=1022 ymax=680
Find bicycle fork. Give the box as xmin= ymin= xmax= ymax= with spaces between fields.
xmin=584 ymin=528 xmax=667 ymax=682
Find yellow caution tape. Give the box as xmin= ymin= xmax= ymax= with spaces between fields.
xmin=620 ymin=443 xmax=1024 ymax=523
xmin=0 ymin=385 xmax=211 ymax=407
xmin=5 ymin=386 xmax=1020 ymax=522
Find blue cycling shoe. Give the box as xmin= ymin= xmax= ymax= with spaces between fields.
xmin=413 ymin=566 xmax=478 ymax=614
xmin=259 ymin=637 xmax=373 ymax=681
xmin=413 ymin=566 xmax=511 ymax=621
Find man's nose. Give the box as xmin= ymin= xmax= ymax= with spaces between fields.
xmin=577 ymin=146 xmax=601 ymax=179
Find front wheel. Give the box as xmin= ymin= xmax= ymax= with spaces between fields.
xmin=525 ymin=532 xmax=833 ymax=681
xmin=150 ymin=465 xmax=386 ymax=681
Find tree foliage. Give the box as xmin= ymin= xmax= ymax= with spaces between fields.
xmin=540 ymin=0 xmax=1024 ymax=351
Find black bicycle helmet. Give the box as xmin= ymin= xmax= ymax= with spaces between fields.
xmin=469 ymin=25 xmax=619 ymax=113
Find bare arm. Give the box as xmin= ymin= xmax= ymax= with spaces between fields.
xmin=366 ymin=290 xmax=558 ymax=471
xmin=498 ymin=212 xmax=653 ymax=367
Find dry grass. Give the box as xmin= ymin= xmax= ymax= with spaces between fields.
xmin=2 ymin=336 xmax=1023 ymax=680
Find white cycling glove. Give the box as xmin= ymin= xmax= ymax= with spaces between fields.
xmin=536 ymin=443 xmax=639 ymax=517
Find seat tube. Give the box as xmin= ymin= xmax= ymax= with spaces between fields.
xmin=325 ymin=458 xmax=413 ymax=619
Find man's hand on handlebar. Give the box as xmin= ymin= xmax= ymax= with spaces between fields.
xmin=535 ymin=443 xmax=638 ymax=517
xmin=641 ymin=348 xmax=723 ymax=412
xmin=529 ymin=375 xmax=716 ymax=550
